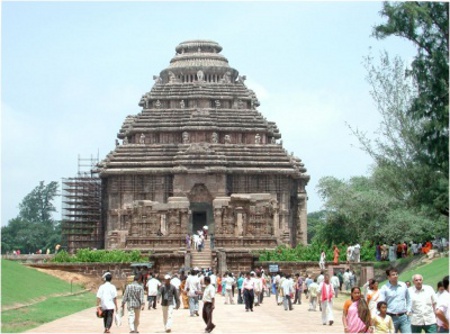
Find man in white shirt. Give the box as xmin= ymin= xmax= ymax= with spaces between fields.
xmin=281 ymin=274 xmax=294 ymax=311
xmin=224 ymin=272 xmax=235 ymax=304
xmin=96 ymin=272 xmax=118 ymax=334
xmin=408 ymin=274 xmax=437 ymax=333
xmin=436 ymin=275 xmax=449 ymax=333
xmin=146 ymin=273 xmax=161 ymax=310
xmin=202 ymin=276 xmax=216 ymax=333
xmin=330 ymin=273 xmax=340 ymax=298
xmin=185 ymin=268 xmax=201 ymax=317
xmin=170 ymin=274 xmax=181 ymax=292
xmin=209 ymin=272 xmax=217 ymax=289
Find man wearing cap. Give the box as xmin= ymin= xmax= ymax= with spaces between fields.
xmin=158 ymin=274 xmax=180 ymax=333
xmin=121 ymin=274 xmax=145 ymax=334
xmin=185 ymin=268 xmax=202 ymax=317
xmin=96 ymin=272 xmax=118 ymax=334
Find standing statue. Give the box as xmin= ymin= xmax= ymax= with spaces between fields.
xmin=139 ymin=133 xmax=145 ymax=144
xmin=255 ymin=134 xmax=261 ymax=145
xmin=123 ymin=136 xmax=129 ymax=145
xmin=215 ymin=100 xmax=221 ymax=108
xmin=180 ymin=100 xmax=185 ymax=109
xmin=224 ymin=134 xmax=231 ymax=144
xmin=211 ymin=132 xmax=218 ymax=144
xmin=115 ymin=139 xmax=119 ymax=146
xmin=168 ymin=71 xmax=176 ymax=83
xmin=155 ymin=100 xmax=162 ymax=108
xmin=197 ymin=70 xmax=205 ymax=82
xmin=182 ymin=132 xmax=189 ymax=144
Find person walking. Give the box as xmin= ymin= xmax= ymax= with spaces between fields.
xmin=408 ymin=274 xmax=437 ymax=333
xmin=293 ymin=273 xmax=304 ymax=305
xmin=319 ymin=274 xmax=335 ymax=326
xmin=319 ymin=250 xmax=326 ymax=270
xmin=158 ymin=274 xmax=180 ymax=333
xmin=342 ymin=286 xmax=371 ymax=333
xmin=281 ymin=274 xmax=294 ymax=311
xmin=308 ymin=278 xmax=319 ymax=311
xmin=202 ymin=276 xmax=216 ymax=333
xmin=333 ymin=245 xmax=340 ymax=265
xmin=237 ymin=272 xmax=244 ymax=304
xmin=96 ymin=272 xmax=118 ymax=334
xmin=366 ymin=279 xmax=380 ymax=318
xmin=121 ymin=274 xmax=145 ymax=334
xmin=242 ymin=271 xmax=255 ymax=312
xmin=224 ymin=272 xmax=235 ymax=305
xmin=146 ymin=273 xmax=161 ymax=310
xmin=436 ymin=275 xmax=449 ymax=333
xmin=330 ymin=272 xmax=340 ymax=299
xmin=378 ymin=267 xmax=412 ymax=333
xmin=185 ymin=268 xmax=201 ymax=317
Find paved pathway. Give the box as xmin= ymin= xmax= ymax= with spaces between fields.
xmin=26 ymin=293 xmax=347 ymax=333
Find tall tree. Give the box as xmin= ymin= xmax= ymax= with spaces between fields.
xmin=373 ymin=1 xmax=449 ymax=178
xmin=1 ymin=181 xmax=61 ymax=253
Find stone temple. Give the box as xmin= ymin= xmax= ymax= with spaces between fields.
xmin=96 ymin=40 xmax=309 ymax=271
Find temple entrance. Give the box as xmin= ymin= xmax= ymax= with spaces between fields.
xmin=192 ymin=211 xmax=207 ymax=233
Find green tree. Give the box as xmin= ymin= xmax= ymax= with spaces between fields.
xmin=373 ymin=2 xmax=449 ymax=211
xmin=1 ymin=181 xmax=61 ymax=254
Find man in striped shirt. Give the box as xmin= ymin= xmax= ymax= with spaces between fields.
xmin=121 ymin=274 xmax=145 ymax=333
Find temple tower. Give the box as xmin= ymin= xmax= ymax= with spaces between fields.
xmin=97 ymin=40 xmax=309 ymax=265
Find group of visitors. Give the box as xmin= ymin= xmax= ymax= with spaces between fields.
xmin=96 ymin=264 xmax=449 ymax=334
xmin=342 ymin=268 xmax=449 ymax=333
xmin=186 ymin=226 xmax=209 ymax=252
xmin=375 ymin=238 xmax=448 ymax=261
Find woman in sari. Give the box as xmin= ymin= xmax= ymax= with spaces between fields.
xmin=333 ymin=245 xmax=340 ymax=265
xmin=366 ymin=279 xmax=380 ymax=317
xmin=342 ymin=286 xmax=371 ymax=333
xmin=179 ymin=278 xmax=189 ymax=309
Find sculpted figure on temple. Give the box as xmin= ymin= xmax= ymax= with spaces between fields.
xmin=139 ymin=133 xmax=145 ymax=144
xmin=168 ymin=71 xmax=177 ymax=83
xmin=271 ymin=137 xmax=276 ymax=144
xmin=155 ymin=99 xmax=162 ymax=108
xmin=123 ymin=136 xmax=128 ymax=145
xmin=215 ymin=100 xmax=221 ymax=108
xmin=180 ymin=99 xmax=185 ymax=109
xmin=211 ymin=132 xmax=218 ymax=144
xmin=221 ymin=71 xmax=232 ymax=83
xmin=237 ymin=75 xmax=246 ymax=84
xmin=197 ymin=70 xmax=204 ymax=82
xmin=182 ymin=131 xmax=190 ymax=144
xmin=115 ymin=139 xmax=119 ymax=146
xmin=224 ymin=134 xmax=231 ymax=144
xmin=255 ymin=133 xmax=261 ymax=145
xmin=152 ymin=75 xmax=162 ymax=86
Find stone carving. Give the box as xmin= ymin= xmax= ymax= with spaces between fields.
xmin=224 ymin=135 xmax=231 ymax=144
xmin=271 ymin=137 xmax=276 ymax=144
xmin=197 ymin=70 xmax=204 ymax=82
xmin=168 ymin=71 xmax=177 ymax=83
xmin=180 ymin=100 xmax=185 ymax=109
xmin=185 ymin=143 xmax=213 ymax=153
xmin=255 ymin=134 xmax=261 ymax=145
xmin=123 ymin=137 xmax=128 ymax=145
xmin=221 ymin=71 xmax=232 ymax=83
xmin=215 ymin=100 xmax=221 ymax=108
xmin=139 ymin=133 xmax=145 ymax=144
xmin=182 ymin=131 xmax=189 ymax=144
xmin=115 ymin=139 xmax=119 ymax=146
xmin=238 ymin=100 xmax=245 ymax=109
xmin=237 ymin=75 xmax=246 ymax=84
xmin=155 ymin=100 xmax=162 ymax=108
xmin=211 ymin=132 xmax=218 ymax=144
xmin=153 ymin=75 xmax=162 ymax=86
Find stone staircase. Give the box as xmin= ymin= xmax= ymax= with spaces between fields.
xmin=191 ymin=239 xmax=212 ymax=270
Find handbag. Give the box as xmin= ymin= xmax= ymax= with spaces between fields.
xmin=96 ymin=307 xmax=104 ymax=318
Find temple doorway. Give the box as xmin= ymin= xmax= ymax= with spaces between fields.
xmin=192 ymin=211 xmax=207 ymax=233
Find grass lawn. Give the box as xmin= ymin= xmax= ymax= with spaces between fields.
xmin=1 ymin=292 xmax=95 ymax=333
xmin=1 ymin=260 xmax=95 ymax=333
xmin=380 ymin=256 xmax=449 ymax=289
xmin=2 ymin=260 xmax=85 ymax=307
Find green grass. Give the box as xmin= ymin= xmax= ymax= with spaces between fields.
xmin=379 ymin=256 xmax=449 ymax=289
xmin=1 ymin=260 xmax=85 ymax=307
xmin=1 ymin=292 xmax=95 ymax=333
xmin=1 ymin=260 xmax=95 ymax=333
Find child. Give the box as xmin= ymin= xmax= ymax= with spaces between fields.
xmin=371 ymin=301 xmax=394 ymax=333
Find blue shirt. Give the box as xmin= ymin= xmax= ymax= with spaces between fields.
xmin=379 ymin=281 xmax=411 ymax=314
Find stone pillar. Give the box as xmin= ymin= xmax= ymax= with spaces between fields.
xmin=273 ymin=208 xmax=280 ymax=237
xmin=297 ymin=193 xmax=308 ymax=245
xmin=236 ymin=207 xmax=244 ymax=236
xmin=161 ymin=214 xmax=167 ymax=235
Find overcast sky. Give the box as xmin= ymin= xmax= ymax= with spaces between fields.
xmin=1 ymin=1 xmax=417 ymax=226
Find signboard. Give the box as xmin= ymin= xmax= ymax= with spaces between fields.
xmin=268 ymin=264 xmax=279 ymax=273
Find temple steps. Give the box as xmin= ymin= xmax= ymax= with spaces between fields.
xmin=190 ymin=239 xmax=212 ymax=270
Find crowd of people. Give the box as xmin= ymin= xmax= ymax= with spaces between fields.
xmin=375 ymin=238 xmax=448 ymax=262
xmin=96 ymin=265 xmax=450 ymax=334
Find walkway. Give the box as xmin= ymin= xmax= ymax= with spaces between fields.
xmin=26 ymin=292 xmax=347 ymax=333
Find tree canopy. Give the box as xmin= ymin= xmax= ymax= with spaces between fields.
xmin=1 ymin=181 xmax=61 ymax=254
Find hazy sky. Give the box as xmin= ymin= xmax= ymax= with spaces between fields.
xmin=1 ymin=1 xmax=417 ymax=226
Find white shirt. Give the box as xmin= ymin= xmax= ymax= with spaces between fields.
xmin=224 ymin=276 xmax=235 ymax=290
xmin=330 ymin=276 xmax=340 ymax=289
xmin=317 ymin=274 xmax=324 ymax=285
xmin=146 ymin=278 xmax=161 ymax=296
xmin=281 ymin=278 xmax=293 ymax=295
xmin=408 ymin=285 xmax=437 ymax=326
xmin=170 ymin=277 xmax=181 ymax=290
xmin=203 ymin=284 xmax=216 ymax=303
xmin=96 ymin=281 xmax=117 ymax=310
xmin=436 ymin=290 xmax=449 ymax=327
xmin=185 ymin=274 xmax=201 ymax=297
xmin=209 ymin=274 xmax=217 ymax=286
